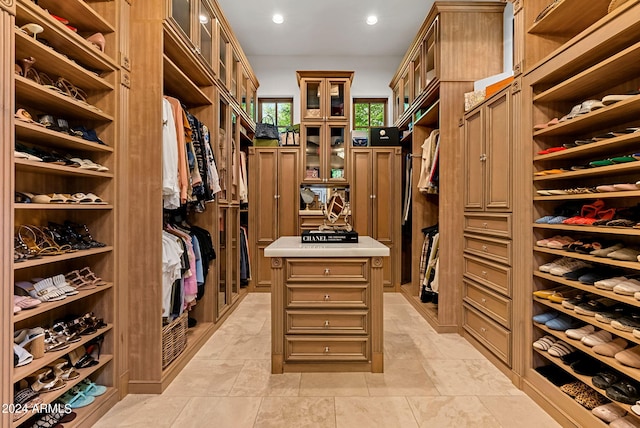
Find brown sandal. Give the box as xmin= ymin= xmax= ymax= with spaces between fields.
xmin=55 ymin=77 xmax=88 ymax=103
xmin=65 ymin=270 xmax=97 ymax=290
xmin=79 ymin=267 xmax=107 ymax=286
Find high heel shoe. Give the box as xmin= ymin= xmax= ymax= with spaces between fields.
xmin=16 ymin=56 xmax=35 ymax=77
xmin=85 ymin=33 xmax=105 ymax=52
xmin=20 ymin=23 xmax=44 ymax=39
xmin=14 ymin=327 xmax=45 ymax=359
xmin=64 ymin=221 xmax=106 ymax=247
xmin=67 ymin=347 xmax=98 ymax=369
xmin=86 ymin=334 xmax=104 ymax=361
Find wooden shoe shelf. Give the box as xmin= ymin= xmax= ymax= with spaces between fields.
xmin=4 ymin=0 xmax=125 ymax=426
xmin=520 ymin=0 xmax=640 ymax=426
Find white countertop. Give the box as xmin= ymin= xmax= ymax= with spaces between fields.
xmin=264 ymin=236 xmax=390 ymax=257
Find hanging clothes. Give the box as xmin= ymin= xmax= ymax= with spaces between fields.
xmin=162 ymin=99 xmax=180 ymax=209
xmin=239 ymin=226 xmax=250 ymax=286
xmin=402 ymin=153 xmax=412 ymax=225
xmin=164 ymin=96 xmax=190 ymax=204
xmin=239 ymin=150 xmax=248 ymax=204
xmin=417 ymin=129 xmax=440 ymax=194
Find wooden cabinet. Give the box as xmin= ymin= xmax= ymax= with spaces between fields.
xmin=464 ymin=88 xmax=512 ymax=211
xmin=248 ymin=147 xmax=300 ymax=291
xmin=519 ymin=3 xmax=640 ymax=426
xmin=266 ymin=237 xmax=388 ymax=374
xmin=462 ymin=86 xmax=515 ymax=369
xmin=350 ymin=147 xmax=402 ymax=290
xmin=297 ymin=71 xmax=353 ymax=184
xmin=127 ymin=0 xmax=258 ymax=394
xmin=392 ymin=2 xmax=506 ymax=333
xmin=3 ymin=0 xmax=126 ymax=425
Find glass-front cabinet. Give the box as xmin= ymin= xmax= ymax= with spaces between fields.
xmin=219 ymin=26 xmax=229 ymax=87
xmin=240 ymin=70 xmax=248 ymax=112
xmin=231 ymin=54 xmax=239 ymax=99
xmin=167 ymin=0 xmax=218 ymax=73
xmin=198 ymin=0 xmax=214 ymax=65
xmin=424 ymin=17 xmax=438 ymax=88
xmin=298 ymin=73 xmax=352 ymax=122
xmin=302 ymin=122 xmax=348 ymax=184
xmin=169 ymin=0 xmax=192 ymax=39
xmin=248 ymin=82 xmax=257 ymax=122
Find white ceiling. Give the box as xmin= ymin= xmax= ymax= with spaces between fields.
xmin=216 ymin=0 xmax=437 ymax=57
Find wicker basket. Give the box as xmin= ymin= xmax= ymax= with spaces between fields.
xmin=162 ymin=312 xmax=188 ymax=368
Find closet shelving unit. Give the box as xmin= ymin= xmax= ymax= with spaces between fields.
xmin=4 ymin=0 xmax=124 ymax=425
xmin=390 ymin=1 xmax=506 ymax=333
xmin=521 ymin=1 xmax=640 ymax=426
xmin=128 ymin=0 xmax=257 ymax=394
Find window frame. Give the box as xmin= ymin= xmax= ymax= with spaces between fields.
xmin=258 ymin=97 xmax=294 ymax=133
xmin=352 ymin=98 xmax=388 ymax=132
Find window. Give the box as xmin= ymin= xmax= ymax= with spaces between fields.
xmin=258 ymin=98 xmax=293 ymax=133
xmin=353 ymin=98 xmax=387 ymax=132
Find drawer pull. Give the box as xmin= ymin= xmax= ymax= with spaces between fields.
xmin=324 ymin=294 xmax=330 ymax=301
xmin=482 ymin=222 xmax=488 ymax=228
xmin=324 ymin=268 xmax=330 ymax=276
xmin=481 ymin=298 xmax=487 ymax=304
xmin=480 ymin=327 xmax=487 ymax=333
xmin=324 ymin=320 xmax=330 ymax=327
xmin=481 ymin=271 xmax=488 ymax=277
xmin=482 ymin=245 xmax=488 ymax=252
xmin=324 ymin=346 xmax=330 ymax=353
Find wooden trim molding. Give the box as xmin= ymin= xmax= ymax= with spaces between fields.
xmin=514 ymin=0 xmax=522 ymax=14
xmin=513 ymin=61 xmax=523 ymax=77
xmin=511 ymin=77 xmax=521 ymax=94
xmin=0 ymin=0 xmax=14 ymax=14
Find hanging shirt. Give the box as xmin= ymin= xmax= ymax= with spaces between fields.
xmin=162 ymin=99 xmax=180 ymax=209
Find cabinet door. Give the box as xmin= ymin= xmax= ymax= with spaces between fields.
xmin=198 ymin=0 xmax=214 ymax=66
xmin=217 ymin=207 xmax=229 ymax=317
xmin=464 ymin=109 xmax=484 ymax=210
xmin=278 ymin=148 xmax=301 ymax=236
xmin=485 ymin=91 xmax=511 ymax=211
xmin=302 ymin=123 xmax=323 ymax=183
xmin=350 ymin=149 xmax=372 ymax=236
xmin=169 ymin=0 xmax=193 ymax=40
xmin=230 ymin=206 xmax=240 ymax=300
xmin=301 ymin=78 xmax=324 ymax=121
xmin=254 ymin=149 xmax=278 ymax=243
xmin=327 ymin=123 xmax=348 ymax=183
xmin=326 ymin=78 xmax=350 ymax=121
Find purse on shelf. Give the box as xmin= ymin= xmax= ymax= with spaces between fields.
xmin=255 ymin=115 xmax=279 ymax=140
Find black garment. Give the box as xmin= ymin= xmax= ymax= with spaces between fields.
xmin=190 ymin=225 xmax=216 ymax=299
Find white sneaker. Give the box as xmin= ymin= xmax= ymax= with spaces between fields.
xmin=549 ymin=260 xmax=592 ymax=276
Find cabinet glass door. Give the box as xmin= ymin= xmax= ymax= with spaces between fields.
xmin=218 ymin=99 xmax=229 ymax=202
xmin=219 ymin=28 xmax=228 ymax=87
xmin=230 ymin=206 xmax=240 ymax=301
xmin=249 ymin=83 xmax=257 ymax=121
xmin=171 ymin=0 xmax=192 ymax=38
xmin=393 ymin=83 xmax=401 ymax=123
xmin=217 ymin=207 xmax=228 ymax=315
xmin=302 ymin=79 xmax=323 ymax=120
xmin=413 ymin=53 xmax=421 ymax=97
xmin=198 ymin=1 xmax=213 ymax=65
xmin=231 ymin=114 xmax=239 ymax=202
xmin=327 ymin=79 xmax=348 ymax=120
xmin=231 ymin=55 xmax=238 ymax=99
xmin=425 ymin=18 xmax=438 ymax=87
xmin=240 ymin=71 xmax=248 ymax=112
xmin=303 ymin=124 xmax=322 ymax=182
xmin=402 ymin=70 xmax=410 ymax=112
xmin=328 ymin=124 xmax=348 ymax=182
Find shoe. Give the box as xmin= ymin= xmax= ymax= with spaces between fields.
xmin=612 ymin=315 xmax=640 ymax=332
xmin=594 ymin=338 xmax=628 ymax=357
xmin=532 ymin=312 xmax=559 ymax=324
xmin=574 ymin=298 xmax=618 ymax=317
xmin=581 ymin=330 xmax=613 ymax=347
xmin=614 ymin=279 xmax=640 ymax=296
xmin=593 ymin=371 xmax=620 ymax=389
xmin=58 ymin=387 xmax=95 ymax=409
xmin=77 ymin=378 xmax=107 ymax=396
xmin=533 ymin=335 xmax=556 ymax=351
xmin=548 ymin=340 xmax=575 ymax=357
xmin=592 ymin=402 xmax=627 ymax=423
xmin=546 ymin=314 xmax=582 ymax=331
xmin=550 ymin=260 xmax=592 ymax=276
xmin=86 ymin=33 xmax=105 ymax=52
xmin=48 ymin=358 xmax=80 ymax=381
xmin=13 ymin=344 xmax=33 ymax=367
xmin=595 ymin=276 xmax=629 ymax=290
xmin=27 ymin=368 xmax=65 ymax=393
xmin=565 ymin=324 xmax=595 ymax=340
xmin=13 ymin=327 xmax=45 ymax=359
xmin=607 ymin=380 xmax=640 ymax=405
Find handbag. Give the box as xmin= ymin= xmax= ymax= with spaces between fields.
xmin=255 ymin=115 xmax=279 ymax=140
xmin=280 ymin=126 xmax=300 ymax=146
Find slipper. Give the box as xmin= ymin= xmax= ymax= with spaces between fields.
xmin=565 ymin=324 xmax=595 ymax=340
xmin=536 ymin=191 xmax=554 ymax=197
xmin=606 ymin=219 xmax=637 ymax=227
xmin=610 ymin=155 xmax=637 ymax=163
xmin=535 ymin=365 xmax=574 ymax=387
xmin=533 ymin=286 xmax=571 ymax=297
xmin=548 ymin=216 xmax=569 ymax=224
xmin=607 ymin=380 xmax=640 ymax=405
xmin=590 ymin=159 xmax=616 ymax=167
xmin=534 ymin=117 xmax=560 ymax=130
xmin=77 ymin=379 xmax=107 ymax=396
xmin=548 ymin=340 xmax=575 ymax=357
xmin=593 ymin=402 xmax=627 ymax=422
xmin=592 ymin=244 xmax=626 ymax=258
xmin=581 ymin=330 xmax=613 ymax=347
xmin=602 ymin=90 xmax=640 ymax=105
xmin=546 ymin=315 xmax=582 ymax=331
xmin=535 ymin=215 xmax=555 ymax=223
xmin=538 ymin=147 xmax=566 ymax=155
xmin=609 ymin=249 xmax=640 ymax=262
xmin=613 ymin=183 xmax=640 ymax=191
xmin=532 ymin=312 xmax=559 ymax=324
xmin=548 ymin=289 xmax=581 ymax=304
xmin=575 ymin=299 xmax=618 ymax=317
xmin=561 ymin=381 xmax=591 ymax=398
xmin=577 ymin=99 xmax=605 ymax=115
xmin=596 ymin=308 xmax=627 ymax=324
xmin=611 ymin=415 xmax=640 ymax=428
xmin=593 ymin=371 xmax=620 ymax=389
xmin=596 ymin=185 xmax=619 ymax=192
xmin=533 ymin=335 xmax=556 ymax=350
xmin=593 ymin=337 xmax=628 ymax=357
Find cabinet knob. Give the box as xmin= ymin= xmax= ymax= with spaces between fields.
xmin=324 ymin=294 xmax=330 ymax=301
xmin=480 ymin=154 xmax=487 ymax=162
xmin=324 ymin=346 xmax=330 ymax=353
xmin=372 ymin=195 xmax=377 ymax=199
xmin=481 ymin=271 xmax=488 ymax=277
xmin=482 ymin=222 xmax=488 ymax=228
xmin=481 ymin=298 xmax=487 ymax=304
xmin=480 ymin=327 xmax=487 ymax=333
xmin=482 ymin=245 xmax=488 ymax=252
xmin=324 ymin=268 xmax=330 ymax=276
xmin=370 ymin=195 xmax=374 ymax=199
xmin=324 ymin=320 xmax=330 ymax=327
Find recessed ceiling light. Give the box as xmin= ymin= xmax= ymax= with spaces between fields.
xmin=272 ymin=14 xmax=284 ymax=24
xmin=366 ymin=15 xmax=378 ymax=25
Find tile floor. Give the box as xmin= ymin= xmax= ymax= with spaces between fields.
xmin=94 ymin=293 xmax=560 ymax=428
